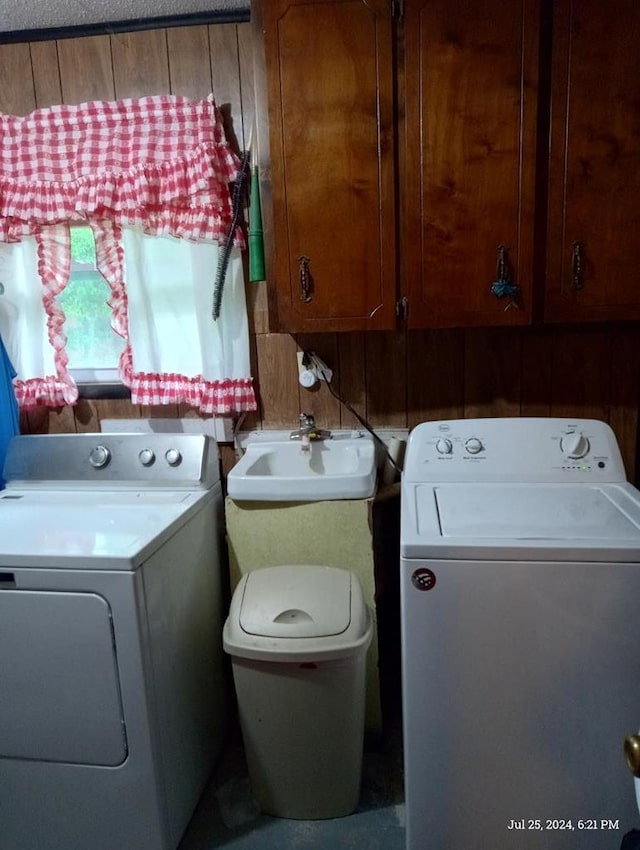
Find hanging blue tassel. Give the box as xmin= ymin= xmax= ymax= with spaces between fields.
xmin=490 ymin=279 xmax=519 ymax=299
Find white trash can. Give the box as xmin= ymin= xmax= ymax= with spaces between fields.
xmin=222 ymin=564 xmax=373 ymax=819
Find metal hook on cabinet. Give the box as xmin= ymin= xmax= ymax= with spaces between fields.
xmin=571 ymin=241 xmax=584 ymax=290
xmin=298 ymin=255 xmax=313 ymax=302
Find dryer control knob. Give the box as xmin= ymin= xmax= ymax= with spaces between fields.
xmin=435 ymin=438 xmax=453 ymax=455
xmin=465 ymin=437 xmax=484 ymax=455
xmin=139 ymin=448 xmax=156 ymax=466
xmin=165 ymin=448 xmax=183 ymax=467
xmin=89 ymin=445 xmax=111 ymax=469
xmin=560 ymin=432 xmax=590 ymax=459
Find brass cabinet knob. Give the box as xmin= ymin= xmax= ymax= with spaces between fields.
xmin=624 ymin=734 xmax=640 ymax=778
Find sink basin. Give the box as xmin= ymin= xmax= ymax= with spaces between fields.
xmin=227 ymin=434 xmax=377 ymax=502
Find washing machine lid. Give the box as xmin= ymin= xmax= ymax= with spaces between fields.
xmin=0 ymin=488 xmax=211 ymax=569
xmin=401 ymin=481 xmax=640 ymax=561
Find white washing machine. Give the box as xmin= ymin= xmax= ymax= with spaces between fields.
xmin=401 ymin=418 xmax=640 ymax=850
xmin=0 ymin=433 xmax=228 ymax=850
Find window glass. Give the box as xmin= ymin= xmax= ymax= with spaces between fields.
xmin=58 ymin=226 xmax=123 ymax=380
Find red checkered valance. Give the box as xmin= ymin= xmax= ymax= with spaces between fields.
xmin=0 ymin=94 xmax=241 ymax=243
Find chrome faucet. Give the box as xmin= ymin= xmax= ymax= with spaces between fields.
xmin=289 ymin=413 xmax=331 ymax=451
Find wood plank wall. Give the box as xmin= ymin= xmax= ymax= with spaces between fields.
xmin=1 ymin=22 xmax=639 ymax=480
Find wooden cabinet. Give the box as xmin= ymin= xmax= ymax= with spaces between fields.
xmin=545 ymin=0 xmax=640 ymax=323
xmin=257 ymin=0 xmax=397 ymax=332
xmin=402 ymin=0 xmax=540 ymax=328
xmin=257 ymin=0 xmax=640 ymax=331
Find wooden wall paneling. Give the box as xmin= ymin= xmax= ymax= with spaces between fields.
xmin=237 ymin=18 xmax=270 ymax=333
xmin=295 ymin=333 xmax=341 ymax=428
xmin=549 ymin=326 xmax=610 ymax=420
xmin=37 ymin=405 xmax=78 ymax=433
xmin=166 ymin=26 xmax=213 ymax=98
xmin=18 ymin=409 xmax=31 ymax=434
xmin=250 ymin=6 xmax=274 ymax=334
xmin=74 ymin=398 xmax=139 ymax=432
xmin=30 ymin=41 xmax=62 ymax=108
xmin=73 ymin=399 xmax=101 ymax=432
xmin=365 ymin=332 xmax=407 ymax=428
xmin=138 ymin=404 xmax=180 ymax=419
xmin=208 ymin=24 xmax=244 ymax=151
xmin=520 ymin=326 xmax=553 ymax=416
xmin=240 ymin=332 xmax=261 ymax=431
xmin=246 ymin=279 xmax=269 ymax=336
xmin=111 ymin=30 xmax=170 ymax=99
xmin=254 ymin=332 xmax=299 ymax=428
xmin=237 ymin=20 xmax=270 ymax=334
xmin=237 ymin=22 xmax=256 ymax=152
xmin=22 ymin=408 xmax=50 ymax=434
xmin=608 ymin=324 xmax=640 ymax=481
xmin=0 ymin=43 xmax=35 ymax=113
xmin=463 ymin=328 xmax=522 ymax=419
xmin=336 ymin=333 xmax=367 ymax=430
xmin=406 ymin=329 xmax=465 ymax=426
xmin=57 ymin=36 xmax=115 ymax=104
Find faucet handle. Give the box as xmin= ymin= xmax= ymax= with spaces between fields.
xmin=299 ymin=412 xmax=315 ymax=427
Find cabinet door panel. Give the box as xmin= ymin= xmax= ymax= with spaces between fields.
xmin=404 ymin=0 xmax=539 ymax=328
xmin=262 ymin=0 xmax=396 ymax=331
xmin=545 ymin=0 xmax=640 ymax=322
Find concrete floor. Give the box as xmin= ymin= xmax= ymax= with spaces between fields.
xmin=179 ymin=731 xmax=405 ymax=850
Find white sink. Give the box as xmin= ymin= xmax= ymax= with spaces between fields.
xmin=227 ymin=433 xmax=377 ymax=502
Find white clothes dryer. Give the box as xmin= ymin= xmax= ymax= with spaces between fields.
xmin=401 ymin=418 xmax=640 ymax=850
xmin=0 ymin=433 xmax=228 ymax=850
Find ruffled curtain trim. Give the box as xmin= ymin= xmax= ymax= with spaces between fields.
xmin=14 ymin=375 xmax=77 ymax=407
xmin=0 ymin=95 xmax=242 ymax=244
xmin=124 ymin=370 xmax=257 ymax=415
xmin=14 ymin=225 xmax=78 ymax=408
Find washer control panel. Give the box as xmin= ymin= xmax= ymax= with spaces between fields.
xmin=403 ymin=418 xmax=627 ymax=483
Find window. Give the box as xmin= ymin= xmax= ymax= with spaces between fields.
xmin=57 ymin=226 xmax=124 ymax=386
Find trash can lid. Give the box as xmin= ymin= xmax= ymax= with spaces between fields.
xmin=223 ymin=565 xmax=372 ymax=662
xmin=239 ymin=564 xmax=352 ymax=638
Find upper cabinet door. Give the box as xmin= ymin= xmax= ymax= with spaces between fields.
xmin=259 ymin=0 xmax=397 ymax=332
xmin=545 ymin=0 xmax=640 ymax=323
xmin=403 ymin=0 xmax=540 ymax=328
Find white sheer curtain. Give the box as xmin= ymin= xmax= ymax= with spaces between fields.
xmin=119 ymin=231 xmax=253 ymax=412
xmin=0 ymin=230 xmax=77 ymax=406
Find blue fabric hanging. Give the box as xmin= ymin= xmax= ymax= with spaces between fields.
xmin=0 ymin=334 xmax=19 ymax=489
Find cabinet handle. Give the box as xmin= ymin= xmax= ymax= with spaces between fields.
xmin=490 ymin=244 xmax=519 ymax=309
xmin=298 ymin=255 xmax=312 ymax=302
xmin=572 ymin=241 xmax=584 ymax=290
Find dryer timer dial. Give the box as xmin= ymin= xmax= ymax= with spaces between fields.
xmin=560 ymin=431 xmax=590 ymax=459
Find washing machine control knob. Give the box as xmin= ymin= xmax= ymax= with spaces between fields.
xmin=89 ymin=445 xmax=111 ymax=469
xmin=560 ymin=432 xmax=590 ymax=459
xmin=139 ymin=448 xmax=156 ymax=466
xmin=435 ymin=437 xmax=453 ymax=455
xmin=465 ymin=437 xmax=484 ymax=455
xmin=165 ymin=448 xmax=182 ymax=467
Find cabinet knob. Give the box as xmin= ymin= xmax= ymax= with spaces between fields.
xmin=298 ymin=255 xmax=313 ymax=302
